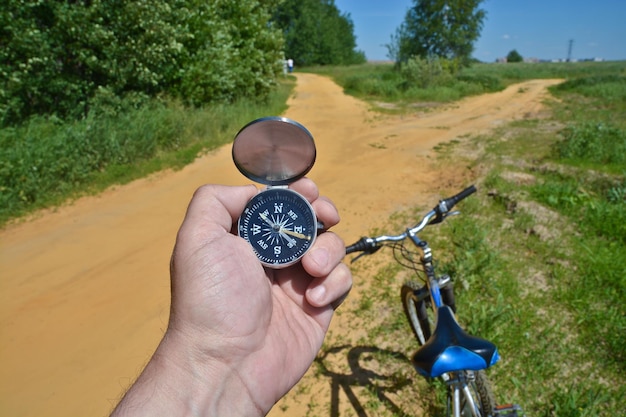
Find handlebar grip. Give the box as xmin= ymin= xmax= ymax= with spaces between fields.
xmin=345 ymin=237 xmax=373 ymax=255
xmin=440 ymin=185 xmax=477 ymax=212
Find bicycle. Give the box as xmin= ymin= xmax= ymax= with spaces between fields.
xmin=345 ymin=185 xmax=523 ymax=417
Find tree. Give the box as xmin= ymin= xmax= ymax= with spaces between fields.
xmin=506 ymin=49 xmax=523 ymax=63
xmin=272 ymin=0 xmax=365 ymax=66
xmin=388 ymin=0 xmax=486 ymax=66
xmin=1 ymin=0 xmax=191 ymax=124
xmin=178 ymin=0 xmax=285 ymax=106
xmin=1 ymin=0 xmax=285 ymax=125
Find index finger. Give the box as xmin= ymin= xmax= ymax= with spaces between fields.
xmin=289 ymin=178 xmax=340 ymax=229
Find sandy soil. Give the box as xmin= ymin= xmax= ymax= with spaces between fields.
xmin=0 ymin=73 xmax=560 ymax=417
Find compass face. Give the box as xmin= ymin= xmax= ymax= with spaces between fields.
xmin=238 ymin=188 xmax=317 ymax=268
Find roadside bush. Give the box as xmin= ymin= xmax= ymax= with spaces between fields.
xmin=0 ymin=102 xmax=179 ymax=211
xmin=556 ymin=122 xmax=626 ymax=166
xmin=399 ymin=56 xmax=455 ymax=89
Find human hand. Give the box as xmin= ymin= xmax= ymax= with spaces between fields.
xmin=111 ymin=178 xmax=352 ymax=417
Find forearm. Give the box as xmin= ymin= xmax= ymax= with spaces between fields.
xmin=110 ymin=330 xmax=265 ymax=417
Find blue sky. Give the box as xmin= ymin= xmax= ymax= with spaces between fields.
xmin=334 ymin=0 xmax=626 ymax=62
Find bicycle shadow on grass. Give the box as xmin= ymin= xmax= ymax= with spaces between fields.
xmin=315 ymin=344 xmax=434 ymax=417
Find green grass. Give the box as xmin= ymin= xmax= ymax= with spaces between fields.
xmin=302 ymin=61 xmax=626 ymax=111
xmin=462 ymin=60 xmax=626 ymax=84
xmin=0 ymin=78 xmax=295 ymax=225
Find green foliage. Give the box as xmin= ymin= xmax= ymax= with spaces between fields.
xmin=552 ymin=73 xmax=626 ymax=92
xmin=455 ymin=73 xmax=503 ymax=91
xmin=466 ymin=61 xmax=626 ymax=83
xmin=543 ymin=384 xmax=612 ymax=417
xmin=388 ymin=0 xmax=486 ymax=65
xmin=530 ymin=174 xmax=626 ymax=244
xmin=549 ymin=74 xmax=626 ymax=172
xmin=552 ymin=74 xmax=626 ymax=111
xmin=0 ymin=105 xmax=171 ymax=217
xmin=272 ymin=0 xmax=366 ymax=66
xmin=529 ymin=174 xmax=626 ymax=368
xmin=1 ymin=0 xmax=284 ymax=126
xmin=177 ymin=0 xmax=284 ymax=106
xmin=398 ymin=56 xmax=455 ymax=89
xmin=556 ymin=122 xmax=626 ymax=166
xmin=506 ymin=49 xmax=523 ymax=63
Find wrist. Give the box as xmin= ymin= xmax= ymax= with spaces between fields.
xmin=112 ymin=327 xmax=266 ymax=417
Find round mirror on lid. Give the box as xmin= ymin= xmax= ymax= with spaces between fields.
xmin=232 ymin=117 xmax=316 ymax=186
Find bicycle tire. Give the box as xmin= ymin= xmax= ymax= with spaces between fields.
xmin=450 ymin=370 xmax=497 ymax=417
xmin=401 ymin=281 xmax=432 ymax=345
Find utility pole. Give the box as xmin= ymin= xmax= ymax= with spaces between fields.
xmin=567 ymin=39 xmax=574 ymax=62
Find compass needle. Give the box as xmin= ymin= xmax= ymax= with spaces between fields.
xmin=259 ymin=212 xmax=276 ymax=227
xmin=281 ymin=229 xmax=312 ymax=241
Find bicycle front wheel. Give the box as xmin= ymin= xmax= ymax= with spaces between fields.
xmin=401 ymin=281 xmax=432 ymax=346
xmin=450 ymin=370 xmax=497 ymax=417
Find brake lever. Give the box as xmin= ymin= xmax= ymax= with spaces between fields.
xmin=350 ymin=252 xmax=368 ymax=263
xmin=447 ymin=210 xmax=461 ymax=217
xmin=349 ymin=245 xmax=383 ymax=263
xmin=429 ymin=210 xmax=461 ymax=225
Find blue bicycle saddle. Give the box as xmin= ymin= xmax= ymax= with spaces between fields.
xmin=411 ymin=306 xmax=500 ymax=378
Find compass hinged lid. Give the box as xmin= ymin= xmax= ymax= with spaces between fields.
xmin=232 ymin=117 xmax=316 ymax=186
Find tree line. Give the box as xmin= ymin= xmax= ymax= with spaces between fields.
xmin=1 ymin=0 xmax=365 ymax=127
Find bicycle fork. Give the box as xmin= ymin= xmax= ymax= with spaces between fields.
xmin=408 ymin=233 xmax=456 ymax=311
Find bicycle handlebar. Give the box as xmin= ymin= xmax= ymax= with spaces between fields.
xmin=345 ymin=185 xmax=477 ymax=255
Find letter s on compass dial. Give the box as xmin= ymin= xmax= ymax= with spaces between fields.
xmin=238 ymin=187 xmax=317 ymax=268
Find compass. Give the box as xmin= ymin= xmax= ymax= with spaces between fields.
xmin=233 ymin=117 xmax=318 ymax=269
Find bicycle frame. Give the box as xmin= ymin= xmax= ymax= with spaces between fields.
xmin=346 ymin=185 xmax=522 ymax=417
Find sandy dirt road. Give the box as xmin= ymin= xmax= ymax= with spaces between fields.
xmin=0 ymin=73 xmax=560 ymax=417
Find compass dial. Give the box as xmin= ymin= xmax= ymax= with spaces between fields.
xmin=238 ymin=187 xmax=317 ymax=268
